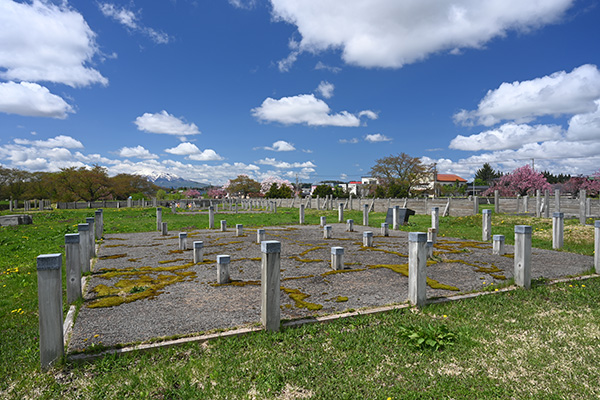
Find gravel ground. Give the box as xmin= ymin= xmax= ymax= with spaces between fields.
xmin=68 ymin=223 xmax=593 ymax=352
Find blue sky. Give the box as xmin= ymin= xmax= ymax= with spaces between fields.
xmin=1 ymin=0 xmax=599 ymax=185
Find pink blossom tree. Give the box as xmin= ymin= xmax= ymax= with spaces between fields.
xmin=207 ymin=188 xmax=226 ymax=199
xmin=582 ymin=170 xmax=600 ymax=197
xmin=183 ymin=189 xmax=202 ymax=198
xmin=484 ymin=165 xmax=551 ymax=196
xmin=260 ymin=176 xmax=293 ymax=194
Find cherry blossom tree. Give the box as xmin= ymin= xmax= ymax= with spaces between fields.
xmin=484 ymin=165 xmax=551 ymax=196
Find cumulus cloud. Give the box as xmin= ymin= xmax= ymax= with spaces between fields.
xmin=13 ymin=135 xmax=83 ymax=149
xmin=165 ymin=142 xmax=223 ymax=161
xmin=256 ymin=158 xmax=316 ymax=169
xmin=365 ymin=133 xmax=392 ymax=143
xmin=134 ymin=111 xmax=201 ymax=138
xmin=454 ymin=64 xmax=600 ymax=126
xmin=117 ymin=145 xmax=158 ymax=160
xmin=566 ymin=100 xmax=600 ymax=141
xmin=251 ymin=94 xmax=374 ymax=127
xmin=262 ymin=140 xmax=296 ymax=152
xmin=449 ymin=123 xmax=563 ymax=151
xmin=0 ymin=135 xmax=88 ymax=172
xmin=99 ymin=3 xmax=170 ymax=44
xmin=0 ymin=0 xmax=107 ymax=87
xmin=0 ymin=82 xmax=74 ymax=119
xmin=271 ymin=0 xmax=574 ymax=69
xmin=316 ymin=81 xmax=334 ymax=98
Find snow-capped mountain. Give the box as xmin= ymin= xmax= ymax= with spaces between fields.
xmin=135 ymin=171 xmax=209 ymax=189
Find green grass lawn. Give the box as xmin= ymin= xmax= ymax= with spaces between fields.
xmin=1 ymin=207 xmax=598 ymax=399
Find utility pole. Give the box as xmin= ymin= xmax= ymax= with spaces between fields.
xmin=531 ymin=158 xmax=535 ymax=171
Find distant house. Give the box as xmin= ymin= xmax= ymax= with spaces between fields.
xmin=347 ymin=181 xmax=363 ymax=196
xmin=436 ymin=174 xmax=467 ymax=187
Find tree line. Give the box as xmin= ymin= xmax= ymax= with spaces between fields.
xmin=0 ymin=165 xmax=158 ymax=202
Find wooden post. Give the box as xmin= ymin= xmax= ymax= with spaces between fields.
xmin=299 ymin=204 xmax=305 ymax=224
xmin=193 ymin=241 xmax=204 ymax=263
xmin=236 ymin=224 xmax=244 ymax=236
xmin=77 ymin=223 xmax=90 ymax=273
xmin=37 ymin=253 xmax=64 ymax=370
xmin=85 ymin=217 xmax=96 ymax=258
xmin=493 ymin=235 xmax=505 ymax=255
xmin=381 ymin=223 xmax=389 ymax=237
xmin=363 ymin=204 xmax=369 ymax=226
xmin=209 ymin=206 xmax=215 ymax=229
xmin=408 ymin=232 xmax=427 ymax=307
xmin=94 ymin=209 xmax=103 ymax=239
xmin=156 ymin=207 xmax=162 ymax=232
xmin=331 ymin=247 xmax=344 ymax=270
xmin=261 ymin=241 xmax=281 ymax=332
xmin=65 ymin=234 xmax=82 ymax=304
xmin=482 ymin=209 xmax=492 ymax=241
xmin=514 ymin=225 xmax=532 ymax=289
xmin=552 ymin=212 xmax=564 ymax=249
xmin=179 ymin=232 xmax=187 ymax=250
xmin=363 ymin=231 xmax=373 ymax=247
xmin=346 ymin=219 xmax=354 ymax=232
xmin=595 ymin=221 xmax=600 ymax=274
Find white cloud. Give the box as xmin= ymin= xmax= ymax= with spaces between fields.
xmin=99 ymin=3 xmax=170 ymax=44
xmin=365 ymin=133 xmax=392 ymax=143
xmin=117 ymin=145 xmax=158 ymax=160
xmin=449 ymin=123 xmax=563 ymax=151
xmin=271 ymin=0 xmax=573 ymax=69
xmin=339 ymin=138 xmax=359 ymax=144
xmin=0 ymin=0 xmax=107 ymax=87
xmin=134 ymin=111 xmax=201 ymax=138
xmin=0 ymin=81 xmax=74 ymax=119
xmin=165 ymin=142 xmax=223 ymax=161
xmin=13 ymin=135 xmax=83 ymax=149
xmin=264 ymin=140 xmax=296 ymax=152
xmin=165 ymin=142 xmax=201 ymax=156
xmin=251 ymin=94 xmax=373 ymax=127
xmin=316 ymin=81 xmax=334 ymax=99
xmin=188 ymin=149 xmax=223 ymax=161
xmin=358 ymin=110 xmax=378 ymax=120
xmin=454 ymin=64 xmax=600 ymax=126
xmin=256 ymin=158 xmax=316 ymax=169
xmin=566 ymin=100 xmax=600 ymax=141
xmin=315 ymin=61 xmax=341 ymax=73
xmin=228 ymin=0 xmax=257 ymax=9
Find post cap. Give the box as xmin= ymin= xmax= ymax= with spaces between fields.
xmin=493 ymin=235 xmax=505 ymax=241
xmin=217 ymin=255 xmax=230 ymax=263
xmin=347 ymin=219 xmax=353 ymax=223
xmin=193 ymin=241 xmax=204 ymax=248
xmin=65 ymin=233 xmax=80 ymax=244
xmin=331 ymin=247 xmax=344 ymax=255
xmin=86 ymin=217 xmax=95 ymax=223
xmin=236 ymin=224 xmax=243 ymax=228
xmin=381 ymin=223 xmax=388 ymax=227
xmin=77 ymin=223 xmax=89 ymax=231
xmin=37 ymin=253 xmax=62 ymax=270
xmin=595 ymin=220 xmax=600 ymax=228
xmin=261 ymin=240 xmax=281 ymax=254
xmin=363 ymin=231 xmax=373 ymax=237
xmin=408 ymin=232 xmax=427 ymax=242
xmin=257 ymin=228 xmax=265 ymax=234
xmin=553 ymin=212 xmax=564 ymax=218
xmin=514 ymin=225 xmax=532 ymax=234
xmin=482 ymin=209 xmax=492 ymax=215
xmin=179 ymin=232 xmax=187 ymax=238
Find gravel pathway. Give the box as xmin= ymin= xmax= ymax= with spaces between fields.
xmin=68 ymin=223 xmax=593 ymax=352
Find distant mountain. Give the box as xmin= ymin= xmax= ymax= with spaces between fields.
xmin=137 ymin=171 xmax=210 ymax=189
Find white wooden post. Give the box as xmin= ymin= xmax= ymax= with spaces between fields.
xmin=393 ymin=205 xmax=400 ymax=230
xmin=363 ymin=231 xmax=373 ymax=247
xmin=217 ymin=255 xmax=230 ymax=284
xmin=381 ymin=223 xmax=389 ymax=237
xmin=193 ymin=241 xmax=204 ymax=263
xmin=320 ymin=216 xmax=326 ymax=227
xmin=209 ymin=206 xmax=215 ymax=229
xmin=408 ymin=232 xmax=427 ymax=307
xmin=514 ymin=225 xmax=532 ymax=289
xmin=363 ymin=204 xmax=369 ymax=226
xmin=236 ymin=224 xmax=244 ymax=236
xmin=299 ymin=204 xmax=305 ymax=224
xmin=331 ymin=247 xmax=344 ymax=270
xmin=595 ymin=221 xmax=600 ymax=274
xmin=220 ymin=220 xmax=227 ymax=232
xmin=493 ymin=235 xmax=505 ymax=255
xmin=261 ymin=241 xmax=281 ymax=332
xmin=552 ymin=212 xmax=564 ymax=249
xmin=346 ymin=219 xmax=354 ymax=232
xmin=85 ymin=217 xmax=96 ymax=258
xmin=482 ymin=209 xmax=492 ymax=241
xmin=257 ymin=228 xmax=266 ymax=244
xmin=179 ymin=232 xmax=187 ymax=250
xmin=338 ymin=203 xmax=344 ymax=222
xmin=324 ymin=225 xmax=332 ymax=239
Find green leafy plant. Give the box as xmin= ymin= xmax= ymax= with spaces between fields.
xmin=398 ymin=323 xmax=457 ymax=350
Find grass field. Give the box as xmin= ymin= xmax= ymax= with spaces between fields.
xmin=1 ymin=206 xmax=598 ymax=399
